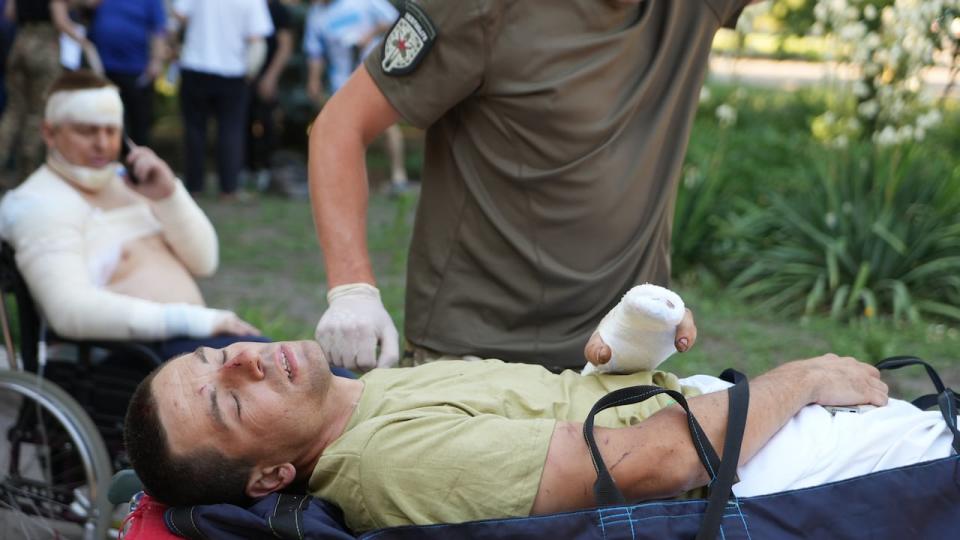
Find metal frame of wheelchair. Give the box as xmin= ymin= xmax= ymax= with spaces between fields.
xmin=0 ymin=242 xmax=163 ymax=539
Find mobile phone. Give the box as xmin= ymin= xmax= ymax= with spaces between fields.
xmin=822 ymin=404 xmax=877 ymax=416
xmin=120 ymin=135 xmax=140 ymax=185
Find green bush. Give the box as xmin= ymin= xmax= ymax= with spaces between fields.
xmin=722 ymin=142 xmax=960 ymax=322
xmin=674 ymin=86 xmax=824 ymax=277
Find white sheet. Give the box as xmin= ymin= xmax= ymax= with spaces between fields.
xmin=678 ymin=374 xmax=955 ymax=496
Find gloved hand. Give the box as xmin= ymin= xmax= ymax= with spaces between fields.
xmin=315 ymin=283 xmax=400 ymax=371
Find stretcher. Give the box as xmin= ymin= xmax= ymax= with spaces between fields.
xmin=120 ymin=357 xmax=960 ymax=540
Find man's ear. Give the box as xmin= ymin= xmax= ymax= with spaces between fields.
xmin=40 ymin=122 xmax=56 ymax=150
xmin=245 ymin=463 xmax=297 ymax=499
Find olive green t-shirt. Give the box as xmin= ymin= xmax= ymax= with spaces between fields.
xmin=308 ymin=360 xmax=700 ymax=532
xmin=365 ymin=0 xmax=749 ymax=368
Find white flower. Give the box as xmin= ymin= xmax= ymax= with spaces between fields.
xmin=858 ymin=100 xmax=879 ymax=118
xmin=699 ymin=86 xmax=711 ymax=104
xmin=896 ymin=125 xmax=915 ymax=143
xmin=916 ymin=109 xmax=942 ymax=129
xmin=951 ymin=17 xmax=960 ymax=39
xmin=906 ymin=76 xmax=922 ymax=93
xmin=715 ymin=104 xmax=737 ymax=127
xmin=874 ymin=125 xmax=898 ymax=146
xmin=853 ymin=80 xmax=871 ymax=98
xmin=864 ymin=5 xmax=878 ymax=20
xmin=825 ymin=212 xmax=837 ymax=229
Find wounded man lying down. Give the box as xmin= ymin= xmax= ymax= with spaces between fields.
xmin=124 ymin=339 xmax=956 ymax=533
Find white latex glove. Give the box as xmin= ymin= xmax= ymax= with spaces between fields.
xmin=315 ymin=283 xmax=400 ymax=371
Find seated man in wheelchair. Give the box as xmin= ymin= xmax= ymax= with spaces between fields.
xmin=0 ymin=69 xmax=262 ymax=359
xmin=123 ymin=331 xmax=957 ymax=534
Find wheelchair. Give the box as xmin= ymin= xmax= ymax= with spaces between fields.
xmin=0 ymin=242 xmax=164 ymax=539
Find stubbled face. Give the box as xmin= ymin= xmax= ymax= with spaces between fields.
xmin=42 ymin=121 xmax=121 ymax=167
xmin=152 ymin=341 xmax=334 ymax=467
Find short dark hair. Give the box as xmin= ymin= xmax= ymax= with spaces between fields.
xmin=124 ymin=367 xmax=254 ymax=507
xmin=46 ymin=69 xmax=113 ymax=98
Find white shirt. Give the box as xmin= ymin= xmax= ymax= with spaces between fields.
xmin=303 ymin=0 xmax=398 ymax=93
xmin=174 ymin=0 xmax=274 ymax=77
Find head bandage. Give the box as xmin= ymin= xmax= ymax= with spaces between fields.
xmin=45 ymin=86 xmax=124 ymax=127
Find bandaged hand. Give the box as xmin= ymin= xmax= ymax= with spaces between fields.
xmin=315 ymin=283 xmax=400 ymax=371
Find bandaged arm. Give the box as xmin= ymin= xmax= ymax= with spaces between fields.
xmin=1 ymin=187 xmax=229 ymax=340
xmin=150 ymin=180 xmax=218 ymax=277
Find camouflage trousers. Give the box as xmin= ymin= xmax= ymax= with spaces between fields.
xmin=0 ymin=23 xmax=61 ymax=185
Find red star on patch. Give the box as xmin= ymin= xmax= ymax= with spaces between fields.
xmin=394 ymin=37 xmax=407 ymax=56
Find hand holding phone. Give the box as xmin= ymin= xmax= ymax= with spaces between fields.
xmin=120 ymin=135 xmax=141 ymax=185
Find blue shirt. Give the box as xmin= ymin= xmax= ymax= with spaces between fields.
xmin=91 ymin=0 xmax=167 ymax=75
xmin=302 ymin=0 xmax=397 ymax=93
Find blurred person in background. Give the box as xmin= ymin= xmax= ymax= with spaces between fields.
xmin=172 ymin=0 xmax=273 ymax=200
xmin=0 ymin=0 xmax=98 ymax=185
xmin=89 ymin=0 xmax=168 ymax=146
xmin=0 ymin=0 xmax=15 ymax=116
xmin=0 ymin=70 xmax=264 ymax=360
xmin=245 ymin=0 xmax=293 ymax=193
xmin=303 ymin=0 xmax=409 ymax=195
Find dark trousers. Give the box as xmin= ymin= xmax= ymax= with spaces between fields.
xmin=246 ymin=81 xmax=279 ymax=172
xmin=106 ymin=71 xmax=154 ymax=146
xmin=179 ymin=69 xmax=249 ymax=194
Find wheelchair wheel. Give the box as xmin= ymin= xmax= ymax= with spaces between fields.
xmin=0 ymin=369 xmax=113 ymax=539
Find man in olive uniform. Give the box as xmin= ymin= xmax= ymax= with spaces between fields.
xmin=309 ymin=0 xmax=756 ymax=372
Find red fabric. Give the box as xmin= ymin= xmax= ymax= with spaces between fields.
xmin=119 ymin=493 xmax=183 ymax=539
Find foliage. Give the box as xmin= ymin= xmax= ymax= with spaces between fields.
xmin=767 ymin=0 xmax=819 ymax=37
xmin=810 ymin=0 xmax=960 ymax=145
xmin=722 ymin=142 xmax=960 ymax=323
xmin=674 ymin=85 xmax=824 ymax=278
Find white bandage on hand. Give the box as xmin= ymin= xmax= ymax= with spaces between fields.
xmin=163 ymin=304 xmax=234 ymax=338
xmin=582 ymin=284 xmax=686 ymax=375
xmin=315 ymin=283 xmax=400 ymax=371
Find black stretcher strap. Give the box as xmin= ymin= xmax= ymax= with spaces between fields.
xmin=697 ymin=369 xmax=750 ymax=540
xmin=583 ymin=370 xmax=749 ymax=540
xmin=583 ymin=385 xmax=720 ymax=506
xmin=876 ymin=356 xmax=960 ymax=453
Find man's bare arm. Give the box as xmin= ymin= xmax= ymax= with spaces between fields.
xmin=531 ymin=354 xmax=888 ymax=515
xmin=308 ymin=64 xmax=400 ymax=287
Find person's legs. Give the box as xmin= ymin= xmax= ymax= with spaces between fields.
xmin=0 ymin=33 xmax=27 ymax=181
xmin=108 ymin=71 xmax=153 ymax=146
xmin=179 ymin=69 xmax=210 ymax=194
xmin=2 ymin=26 xmax=61 ymax=181
xmin=212 ymin=76 xmax=248 ymax=196
xmin=246 ymin=86 xmax=266 ymax=171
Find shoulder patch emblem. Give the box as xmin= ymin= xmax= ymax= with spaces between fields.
xmin=381 ymin=3 xmax=437 ymax=76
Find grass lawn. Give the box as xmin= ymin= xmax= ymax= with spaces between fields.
xmin=198 ymin=191 xmax=960 ymax=397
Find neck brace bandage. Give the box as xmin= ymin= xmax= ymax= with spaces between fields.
xmin=45 ymin=86 xmax=124 ymax=127
xmin=46 ymin=149 xmax=119 ymax=192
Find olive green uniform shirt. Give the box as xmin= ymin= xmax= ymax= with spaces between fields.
xmin=365 ymin=0 xmax=748 ymax=368
xmin=309 ymin=360 xmax=700 ymax=532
